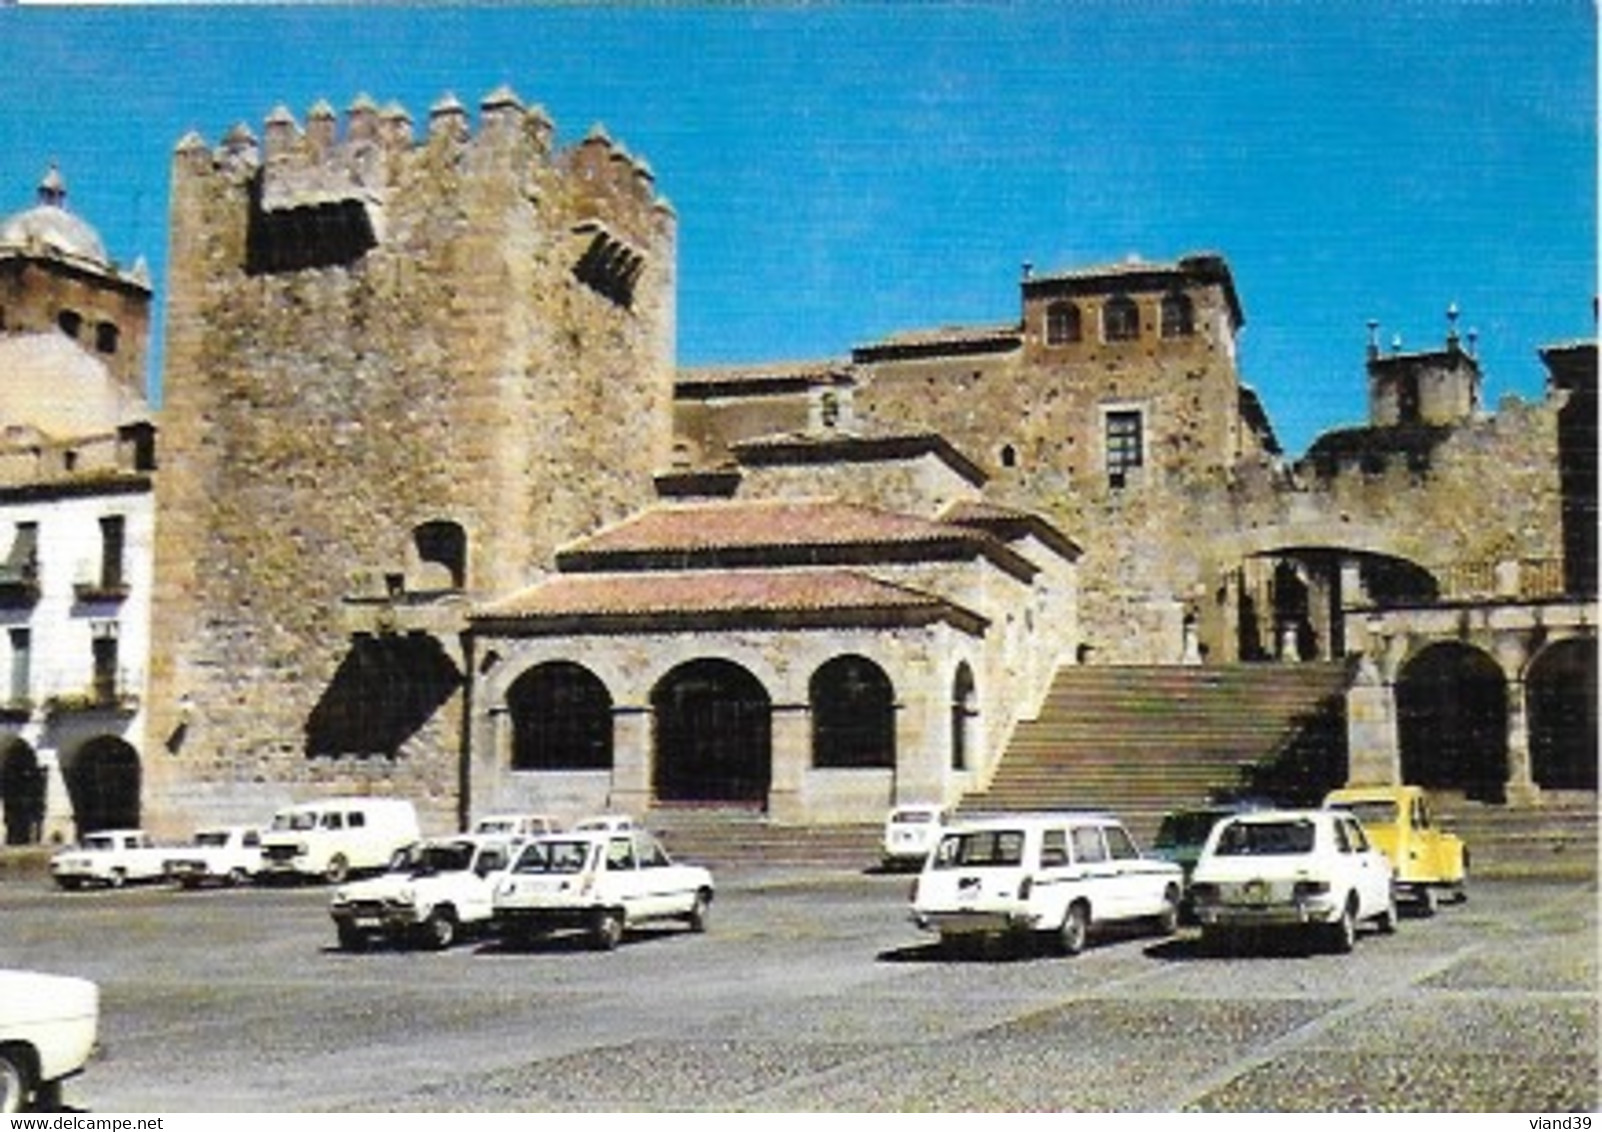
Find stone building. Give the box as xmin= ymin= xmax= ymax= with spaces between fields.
xmin=0 ymin=168 xmax=158 ymax=843
xmin=8 ymin=83 xmax=1581 ymax=840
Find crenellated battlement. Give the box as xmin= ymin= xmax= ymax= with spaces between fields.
xmin=173 ymin=87 xmax=670 ymax=249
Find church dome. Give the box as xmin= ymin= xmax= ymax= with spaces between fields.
xmin=0 ymin=165 xmax=110 ymax=267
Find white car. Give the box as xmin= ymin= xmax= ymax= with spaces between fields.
xmin=329 ymin=836 xmax=520 ymax=950
xmin=163 ymin=825 xmax=264 ymax=888
xmin=49 ymin=830 xmax=170 ymax=889
xmin=881 ymin=803 xmax=949 ymax=871
xmin=0 ymin=969 xmax=99 ymax=1113
xmin=493 ymin=829 xmax=713 ymax=951
xmin=569 ymin=814 xmax=636 ymax=833
xmin=1188 ymin=808 xmax=1398 ymax=954
xmin=910 ymin=813 xmax=1183 ymax=956
xmin=470 ymin=813 xmax=560 ymax=838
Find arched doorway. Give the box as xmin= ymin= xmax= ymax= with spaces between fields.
xmin=507 ymin=661 xmax=613 ymax=771
xmin=64 ymin=737 xmax=141 ymax=834
xmin=0 ymin=740 xmax=45 ymax=845
xmin=652 ymin=659 xmax=771 ymax=806
xmin=810 ymin=656 xmax=894 ymax=768
xmin=1527 ymin=638 xmax=1598 ymax=791
xmin=1397 ymin=643 xmax=1507 ymax=801
xmin=951 ymin=663 xmax=976 ymax=771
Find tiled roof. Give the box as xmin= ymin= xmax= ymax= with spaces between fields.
xmin=675 ymin=359 xmax=851 ymax=390
xmin=473 ymin=569 xmax=987 ymax=635
xmin=940 ymin=500 xmax=1083 ymax=562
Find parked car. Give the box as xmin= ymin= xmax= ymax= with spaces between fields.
xmin=259 ymin=797 xmax=421 ymax=883
xmin=470 ymin=813 xmax=560 ymax=839
xmin=909 ymin=812 xmax=1183 ymax=956
xmin=163 ymin=825 xmax=264 ymax=888
xmin=0 ymin=969 xmax=99 ymax=1113
xmin=1323 ymin=784 xmax=1468 ymax=915
xmin=880 ymin=803 xmax=949 ymax=871
xmin=569 ymin=814 xmax=636 ymax=833
xmin=1188 ymin=808 xmax=1397 ymax=954
xmin=1151 ymin=799 xmax=1271 ymax=919
xmin=49 ymin=830 xmax=170 ymax=889
xmin=329 ymin=836 xmax=520 ymax=950
xmin=493 ymin=829 xmax=713 ymax=951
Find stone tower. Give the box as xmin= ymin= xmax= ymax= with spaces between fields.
xmin=146 ymin=89 xmax=676 ymax=833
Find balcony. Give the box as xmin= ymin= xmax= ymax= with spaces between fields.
xmin=73 ymin=579 xmax=130 ymax=604
xmin=0 ymin=697 xmax=32 ymax=722
xmin=0 ymin=562 xmax=40 ymax=608
xmin=43 ymin=683 xmax=140 ymax=718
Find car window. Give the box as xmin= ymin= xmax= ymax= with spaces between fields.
xmin=1105 ymin=825 xmax=1139 ymax=860
xmin=320 ymin=812 xmax=343 ymax=831
xmin=349 ymin=812 xmax=366 ymax=829
xmin=1334 ymin=800 xmax=1397 ymax=827
xmin=243 ymin=831 xmax=260 ymax=848
xmin=607 ymin=837 xmax=637 ymax=870
xmin=1040 ymin=830 xmax=1068 ymax=868
xmin=513 ymin=839 xmax=592 ymax=874
xmin=1342 ymin=818 xmax=1371 ymax=852
xmin=1214 ymin=819 xmax=1316 ymax=856
xmin=932 ymin=829 xmax=1025 ymax=869
xmin=196 ymin=831 xmax=228 ymax=848
xmin=1070 ymin=826 xmax=1107 ymax=864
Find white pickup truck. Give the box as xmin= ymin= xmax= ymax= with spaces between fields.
xmin=49 ymin=830 xmax=171 ymax=890
xmin=163 ymin=826 xmax=264 ymax=888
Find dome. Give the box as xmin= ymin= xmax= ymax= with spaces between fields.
xmin=0 ymin=333 xmax=150 ymax=439
xmin=0 ymin=166 xmax=110 ymax=267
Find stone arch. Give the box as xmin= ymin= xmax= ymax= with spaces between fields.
xmin=506 ymin=661 xmax=614 ymax=771
xmin=1526 ymin=637 xmax=1597 ymax=790
xmin=651 ymin=659 xmax=772 ymax=806
xmin=411 ymin=519 xmax=467 ymax=591
xmin=63 ymin=735 xmax=141 ymax=834
xmin=0 ymin=739 xmax=44 ymax=845
xmin=1396 ymin=642 xmax=1507 ymax=800
xmin=809 ymin=655 xmax=895 ymax=769
xmin=951 ymin=661 xmax=977 ymax=771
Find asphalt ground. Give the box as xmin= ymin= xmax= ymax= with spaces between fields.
xmin=0 ymin=867 xmax=1594 ymax=1113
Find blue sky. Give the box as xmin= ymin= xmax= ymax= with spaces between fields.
xmin=0 ymin=2 xmax=1594 ymax=456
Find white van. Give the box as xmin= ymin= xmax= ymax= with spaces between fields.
xmin=259 ymin=798 xmax=420 ymax=883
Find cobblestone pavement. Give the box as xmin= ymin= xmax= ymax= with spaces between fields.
xmin=0 ymin=870 xmax=1593 ymax=1112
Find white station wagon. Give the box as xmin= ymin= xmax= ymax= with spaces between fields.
xmin=1188 ymin=808 xmax=1398 ymax=954
xmin=910 ymin=812 xmax=1183 ymax=956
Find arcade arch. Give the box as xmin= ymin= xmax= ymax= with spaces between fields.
xmin=63 ymin=736 xmax=140 ymax=833
xmin=810 ymin=655 xmax=895 ymax=769
xmin=651 ymin=659 xmax=772 ymax=806
xmin=1396 ymin=642 xmax=1507 ymax=800
xmin=0 ymin=740 xmax=44 ymax=845
xmin=1527 ymin=638 xmax=1597 ymax=791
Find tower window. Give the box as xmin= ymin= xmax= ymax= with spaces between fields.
xmin=1105 ymin=409 xmax=1144 ymax=487
xmin=1045 ymin=300 xmax=1081 ymax=346
xmin=57 ymin=310 xmax=82 ymax=339
xmin=95 ymin=321 xmax=119 ymax=355
xmin=1161 ymin=292 xmax=1195 ymax=338
xmin=1103 ymin=295 xmax=1140 ymax=342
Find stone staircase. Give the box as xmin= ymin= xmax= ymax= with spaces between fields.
xmin=1435 ymin=793 xmax=1598 ymax=879
xmin=961 ymin=662 xmax=1353 ymax=843
xmin=645 ymin=806 xmax=880 ymax=873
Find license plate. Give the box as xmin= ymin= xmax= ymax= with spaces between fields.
xmin=1245 ymin=879 xmax=1269 ymax=904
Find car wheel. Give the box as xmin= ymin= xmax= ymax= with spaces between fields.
xmin=335 ymin=922 xmax=366 ymax=952
xmin=421 ymin=909 xmax=457 ymax=951
xmin=1377 ymin=890 xmax=1399 ymax=935
xmin=108 ymin=869 xmax=126 ymax=889
xmin=226 ymin=868 xmax=249 ymax=887
xmin=324 ymin=855 xmax=350 ymax=885
xmin=1155 ymin=886 xmax=1181 ymax=936
xmin=1058 ymin=902 xmax=1089 ymax=956
xmin=1417 ymin=885 xmax=1438 ymax=918
xmin=591 ymin=909 xmax=624 ymax=951
xmin=1327 ymin=901 xmax=1357 ymax=953
xmin=54 ymin=877 xmax=78 ymax=892
xmin=687 ymin=891 xmax=710 ymax=933
xmin=0 ymin=1048 xmax=30 ymax=1115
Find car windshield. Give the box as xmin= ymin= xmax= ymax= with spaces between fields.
xmin=194 ymin=831 xmax=230 ymax=847
xmin=391 ymin=842 xmax=475 ymax=875
xmin=1330 ymin=800 xmax=1398 ymax=826
xmin=1213 ymin=819 xmax=1317 ymax=857
xmin=931 ymin=829 xmax=1025 ymax=869
xmin=512 ymin=839 xmax=594 ymax=874
xmin=1154 ymin=811 xmax=1228 ymax=849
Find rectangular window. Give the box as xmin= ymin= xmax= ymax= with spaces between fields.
xmin=91 ymin=635 xmax=118 ymax=703
xmin=99 ymin=515 xmax=126 ymax=591
xmin=1070 ymin=826 xmax=1108 ymax=864
xmin=1105 ymin=409 xmax=1144 ymax=487
xmin=9 ymin=628 xmax=30 ymax=705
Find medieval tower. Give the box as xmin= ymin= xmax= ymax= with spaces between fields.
xmin=146 ymin=89 xmax=675 ymax=833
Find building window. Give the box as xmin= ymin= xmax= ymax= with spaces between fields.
xmin=413 ymin=520 xmax=467 ymax=591
xmin=91 ymin=634 xmax=119 ymax=705
xmin=811 ymin=655 xmax=895 ymax=769
xmin=57 ymin=309 xmax=82 ymax=340
xmin=951 ymin=662 xmax=976 ymax=771
xmin=1045 ymin=300 xmax=1082 ymax=345
xmin=8 ymin=629 xmax=30 ymax=706
xmin=1161 ymin=292 xmax=1194 ymax=338
xmin=98 ymin=515 xmax=125 ymax=591
xmin=1105 ymin=409 xmax=1144 ymax=487
xmin=1103 ymin=295 xmax=1140 ymax=342
xmin=95 ymin=321 xmax=119 ymax=355
xmin=508 ymin=662 xmax=614 ymax=771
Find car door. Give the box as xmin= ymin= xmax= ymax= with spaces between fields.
xmin=1103 ymin=822 xmax=1164 ymax=917
xmin=635 ymin=833 xmax=692 ymax=918
xmin=1067 ymin=823 xmax=1121 ymax=919
xmin=603 ymin=835 xmax=649 ymax=921
xmin=1336 ymin=814 xmax=1390 ymax=918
